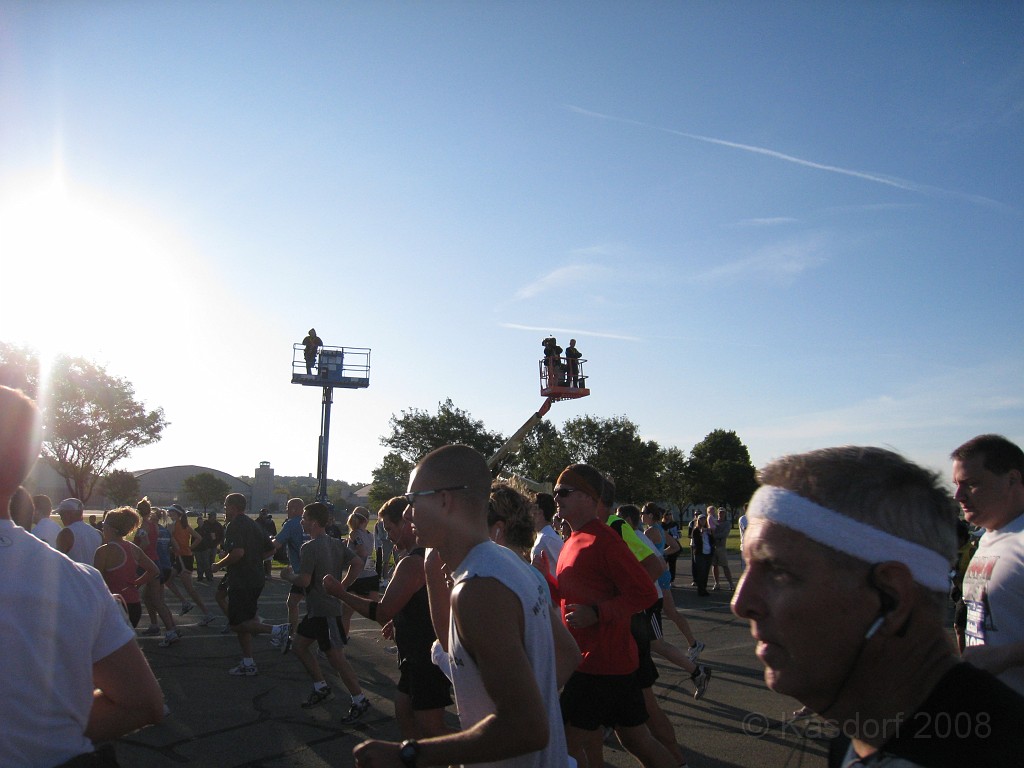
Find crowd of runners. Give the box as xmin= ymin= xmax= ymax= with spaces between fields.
xmin=5 ymin=382 xmax=1024 ymax=767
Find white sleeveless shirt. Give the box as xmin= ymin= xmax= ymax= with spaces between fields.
xmin=448 ymin=541 xmax=569 ymax=768
xmin=67 ymin=519 xmax=103 ymax=565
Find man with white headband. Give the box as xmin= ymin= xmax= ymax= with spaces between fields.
xmin=732 ymin=446 xmax=1024 ymax=766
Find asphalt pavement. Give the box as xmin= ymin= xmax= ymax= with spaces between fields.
xmin=115 ymin=554 xmax=834 ymax=768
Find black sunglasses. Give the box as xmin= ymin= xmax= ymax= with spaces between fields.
xmin=403 ymin=485 xmax=469 ymax=507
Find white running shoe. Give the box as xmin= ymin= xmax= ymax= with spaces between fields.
xmin=270 ymin=623 xmax=289 ymax=647
xmin=692 ymin=665 xmax=712 ymax=700
xmin=229 ymin=662 xmax=258 ymax=676
xmin=686 ymin=640 xmax=705 ymax=663
xmin=159 ymin=629 xmax=181 ymax=647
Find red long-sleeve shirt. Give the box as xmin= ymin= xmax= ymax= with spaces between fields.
xmin=556 ymin=518 xmax=658 ymax=675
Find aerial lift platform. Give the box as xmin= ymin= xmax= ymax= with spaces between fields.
xmin=292 ymin=344 xmax=370 ymax=503
xmin=487 ymin=353 xmax=590 ymax=470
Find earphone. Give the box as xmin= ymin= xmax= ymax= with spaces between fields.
xmin=863 ymin=567 xmax=898 ymax=639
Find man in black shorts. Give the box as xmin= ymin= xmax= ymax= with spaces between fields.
xmin=554 ymin=464 xmax=676 ymax=768
xmin=279 ymin=502 xmax=371 ymax=723
xmin=212 ymin=493 xmax=288 ymax=676
xmin=326 ymin=496 xmax=452 ymax=738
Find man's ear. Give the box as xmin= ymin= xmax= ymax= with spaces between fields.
xmin=867 ymin=561 xmax=917 ymax=637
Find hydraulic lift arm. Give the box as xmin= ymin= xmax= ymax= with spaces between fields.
xmin=486 ymin=397 xmax=554 ymax=471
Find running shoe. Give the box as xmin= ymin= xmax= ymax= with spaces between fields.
xmin=270 ymin=623 xmax=289 ymax=648
xmin=229 ymin=662 xmax=258 ymax=677
xmin=220 ymin=624 xmax=233 ymax=634
xmin=692 ymin=665 xmax=712 ymax=700
xmin=198 ymin=614 xmax=217 ymax=627
xmin=141 ymin=625 xmax=161 ymax=636
xmin=281 ymin=633 xmax=293 ymax=655
xmin=302 ymin=686 xmax=333 ymax=708
xmin=180 ymin=601 xmax=194 ymax=615
xmin=340 ymin=698 xmax=370 ymax=723
xmin=158 ymin=629 xmax=181 ymax=647
xmin=686 ymin=640 xmax=705 ymax=663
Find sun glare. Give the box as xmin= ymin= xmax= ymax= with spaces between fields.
xmin=0 ymin=174 xmax=191 ymax=361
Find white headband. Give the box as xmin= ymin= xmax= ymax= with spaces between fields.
xmin=747 ymin=485 xmax=950 ymax=592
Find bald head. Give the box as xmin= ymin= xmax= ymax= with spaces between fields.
xmin=414 ymin=444 xmax=491 ymax=509
xmin=0 ymin=386 xmax=41 ymax=504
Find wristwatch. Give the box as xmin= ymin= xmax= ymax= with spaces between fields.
xmin=399 ymin=739 xmax=419 ymax=767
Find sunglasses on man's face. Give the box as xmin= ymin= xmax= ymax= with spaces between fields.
xmin=402 ymin=485 xmax=469 ymax=508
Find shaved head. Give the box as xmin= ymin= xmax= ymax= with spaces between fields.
xmin=0 ymin=386 xmax=41 ymax=499
xmin=415 ymin=444 xmax=491 ymax=509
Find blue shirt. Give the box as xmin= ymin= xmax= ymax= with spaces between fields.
xmin=156 ymin=525 xmax=173 ymax=570
xmin=276 ymin=516 xmax=308 ymax=570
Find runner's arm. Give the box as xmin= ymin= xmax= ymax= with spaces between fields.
xmin=353 ymin=577 xmax=550 ymax=767
xmin=86 ymin=640 xmax=164 ymax=742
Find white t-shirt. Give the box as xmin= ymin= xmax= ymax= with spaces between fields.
xmin=530 ymin=525 xmax=563 ymax=577
xmin=962 ymin=513 xmax=1024 ymax=696
xmin=448 ymin=541 xmax=569 ymax=768
xmin=0 ymin=519 xmax=135 ymax=767
xmin=31 ymin=516 xmax=61 ymax=548
xmin=66 ymin=519 xmax=103 ymax=565
xmin=350 ymin=528 xmax=378 ymax=578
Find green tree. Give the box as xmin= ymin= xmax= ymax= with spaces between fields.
xmin=381 ymin=398 xmax=505 ymax=464
xmin=506 ymin=419 xmax=572 ymax=483
xmin=369 ymin=452 xmax=414 ymax=512
xmin=101 ymin=469 xmax=141 ymax=508
xmin=0 ymin=347 xmax=168 ymax=503
xmin=655 ymin=445 xmax=693 ymax=510
xmin=182 ymin=472 xmax=231 ymax=513
xmin=370 ymin=398 xmax=506 ymax=509
xmin=0 ymin=342 xmax=38 ymax=393
xmin=687 ymin=429 xmax=758 ymax=507
xmin=560 ymin=415 xmax=663 ymax=502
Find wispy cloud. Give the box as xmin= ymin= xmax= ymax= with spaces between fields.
xmin=500 ymin=322 xmax=641 ymax=342
xmin=689 ymin=233 xmax=829 ymax=284
xmin=741 ymin=360 xmax=1024 ymax=472
xmin=565 ymin=105 xmax=1015 ymax=212
xmin=735 ymin=217 xmax=799 ymax=227
xmin=569 ymin=243 xmax=625 ymax=258
xmin=514 ymin=264 xmax=612 ymax=301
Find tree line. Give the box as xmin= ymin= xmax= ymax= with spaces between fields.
xmin=367 ymin=398 xmax=758 ymax=513
xmin=1 ymin=345 xmax=758 ymax=513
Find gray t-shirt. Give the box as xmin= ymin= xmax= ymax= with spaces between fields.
xmin=300 ymin=534 xmax=357 ymax=617
xmin=713 ymin=518 xmax=732 ymax=544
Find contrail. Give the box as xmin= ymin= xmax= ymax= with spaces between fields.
xmin=501 ymin=323 xmax=641 ymax=342
xmin=565 ymin=105 xmax=1013 ymax=211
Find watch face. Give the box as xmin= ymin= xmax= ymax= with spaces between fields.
xmin=400 ymin=741 xmax=418 ymax=765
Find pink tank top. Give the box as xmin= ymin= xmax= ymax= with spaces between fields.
xmin=102 ymin=541 xmax=140 ymax=605
xmin=135 ymin=519 xmax=158 ymax=560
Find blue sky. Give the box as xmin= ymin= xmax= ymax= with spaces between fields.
xmin=2 ymin=2 xmax=1022 ymax=487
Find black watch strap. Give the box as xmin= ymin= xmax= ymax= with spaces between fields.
xmin=399 ymin=739 xmax=419 ymax=768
